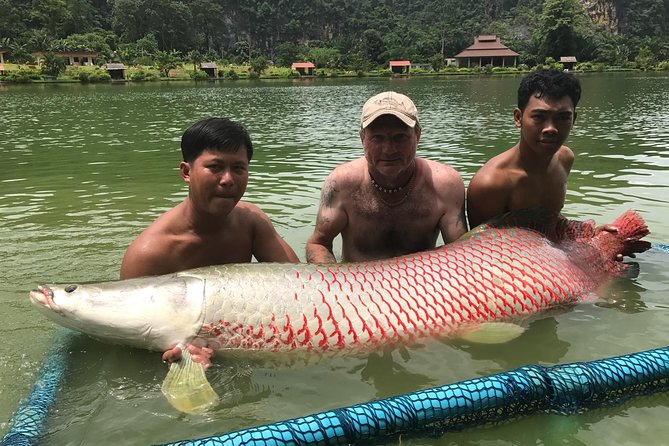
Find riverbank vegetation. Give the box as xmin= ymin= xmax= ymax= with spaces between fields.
xmin=1 ymin=0 xmax=667 ymax=83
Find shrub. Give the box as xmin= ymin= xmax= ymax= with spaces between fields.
xmin=656 ymin=61 xmax=669 ymax=71
xmin=190 ymin=70 xmax=209 ymax=80
xmin=89 ymin=69 xmax=111 ymax=82
xmin=4 ymin=69 xmax=35 ymax=83
xmin=223 ymin=69 xmax=238 ymax=80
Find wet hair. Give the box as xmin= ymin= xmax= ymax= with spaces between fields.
xmin=180 ymin=117 xmax=253 ymax=163
xmin=517 ymin=69 xmax=581 ymax=111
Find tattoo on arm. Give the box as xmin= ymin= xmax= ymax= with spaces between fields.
xmin=320 ymin=180 xmax=337 ymax=208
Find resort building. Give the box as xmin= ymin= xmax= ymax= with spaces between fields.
xmin=560 ymin=56 xmax=577 ymax=70
xmin=389 ymin=60 xmax=411 ymax=75
xmin=105 ymin=63 xmax=126 ymax=80
xmin=454 ymin=35 xmax=519 ymax=68
xmin=200 ymin=62 xmax=217 ymax=78
xmin=33 ymin=51 xmax=98 ymax=66
xmin=291 ymin=62 xmax=316 ymax=76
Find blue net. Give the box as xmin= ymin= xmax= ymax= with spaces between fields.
xmin=1 ymin=331 xmax=76 ymax=446
xmin=158 ymin=346 xmax=669 ymax=446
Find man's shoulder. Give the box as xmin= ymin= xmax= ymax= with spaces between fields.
xmin=420 ymin=158 xmax=461 ymax=178
xmin=323 ymin=158 xmax=366 ymax=191
xmin=556 ymin=145 xmax=575 ymax=167
xmin=231 ymin=201 xmax=273 ymax=227
xmin=329 ymin=157 xmax=365 ymax=178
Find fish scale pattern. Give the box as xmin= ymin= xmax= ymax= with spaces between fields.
xmin=197 ymin=226 xmax=597 ymax=352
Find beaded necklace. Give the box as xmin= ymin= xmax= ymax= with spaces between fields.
xmin=369 ymin=167 xmax=415 ymax=194
xmin=369 ymin=166 xmax=417 ymax=207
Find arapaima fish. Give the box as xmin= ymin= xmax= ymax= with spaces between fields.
xmin=29 ymin=210 xmax=650 ymax=412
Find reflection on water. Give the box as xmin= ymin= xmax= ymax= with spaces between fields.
xmin=1 ymin=74 xmax=669 ymax=445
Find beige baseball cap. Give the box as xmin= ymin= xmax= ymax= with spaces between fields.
xmin=360 ymin=91 xmax=419 ymax=129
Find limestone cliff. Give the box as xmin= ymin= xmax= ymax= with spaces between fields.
xmin=581 ymin=0 xmax=619 ymax=33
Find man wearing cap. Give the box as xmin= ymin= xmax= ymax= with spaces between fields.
xmin=306 ymin=91 xmax=467 ymax=263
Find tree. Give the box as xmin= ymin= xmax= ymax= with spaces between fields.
xmin=274 ymin=42 xmax=306 ymax=67
xmin=635 ymin=46 xmax=655 ymax=70
xmin=188 ymin=49 xmax=203 ymax=72
xmin=154 ymin=49 xmax=180 ymax=77
xmin=249 ymin=55 xmax=268 ymax=74
xmin=306 ymin=47 xmax=341 ymax=69
xmin=41 ymin=52 xmax=66 ymax=77
xmin=429 ymin=53 xmax=445 ymax=71
xmin=534 ymin=0 xmax=589 ymax=60
xmin=362 ymin=29 xmax=385 ymax=67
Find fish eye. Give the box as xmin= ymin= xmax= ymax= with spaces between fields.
xmin=64 ymin=285 xmax=78 ymax=293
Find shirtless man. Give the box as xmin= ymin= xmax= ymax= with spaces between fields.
xmin=466 ymin=69 xmax=581 ymax=229
xmin=120 ymin=117 xmax=298 ymax=365
xmin=306 ymin=91 xmax=467 ymax=263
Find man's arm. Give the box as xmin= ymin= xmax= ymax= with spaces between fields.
xmin=437 ymin=172 xmax=468 ymax=243
xmin=466 ymin=171 xmax=508 ymax=229
xmin=250 ymin=206 xmax=300 ymax=262
xmin=305 ymin=177 xmax=348 ymax=263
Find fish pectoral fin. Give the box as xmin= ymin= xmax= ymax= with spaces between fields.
xmin=458 ymin=322 xmax=526 ymax=344
xmin=161 ymin=349 xmax=219 ymax=414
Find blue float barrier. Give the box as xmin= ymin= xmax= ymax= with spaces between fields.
xmin=1 ymin=331 xmax=76 ymax=446
xmin=157 ymin=345 xmax=669 ymax=446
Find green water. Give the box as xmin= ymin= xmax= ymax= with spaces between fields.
xmin=1 ymin=73 xmax=668 ymax=445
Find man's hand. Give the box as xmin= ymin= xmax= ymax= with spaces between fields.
xmin=162 ymin=344 xmax=214 ymax=370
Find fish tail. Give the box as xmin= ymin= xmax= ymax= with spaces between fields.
xmin=595 ymin=210 xmax=651 ymax=279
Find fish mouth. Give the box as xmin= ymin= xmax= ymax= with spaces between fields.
xmin=29 ymin=285 xmax=58 ymax=309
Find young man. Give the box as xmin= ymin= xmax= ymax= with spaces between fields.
xmin=306 ymin=91 xmax=467 ymax=263
xmin=466 ymin=69 xmax=581 ymax=229
xmin=120 ymin=117 xmax=298 ymax=280
xmin=120 ymin=117 xmax=299 ymax=366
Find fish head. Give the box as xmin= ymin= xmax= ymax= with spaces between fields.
xmin=29 ymin=275 xmax=205 ymax=351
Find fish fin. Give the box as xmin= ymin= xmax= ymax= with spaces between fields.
xmin=161 ymin=349 xmax=219 ymax=414
xmin=608 ymin=261 xmax=640 ymax=279
xmin=458 ymin=322 xmax=526 ymax=344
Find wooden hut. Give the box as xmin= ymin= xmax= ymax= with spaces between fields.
xmin=199 ymin=62 xmax=217 ymax=78
xmin=389 ymin=60 xmax=411 ymax=75
xmin=454 ymin=35 xmax=519 ymax=68
xmin=560 ymin=56 xmax=577 ymax=70
xmin=291 ymin=62 xmax=315 ymax=76
xmin=105 ymin=63 xmax=126 ymax=80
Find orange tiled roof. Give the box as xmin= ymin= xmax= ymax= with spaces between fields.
xmin=291 ymin=62 xmax=315 ymax=69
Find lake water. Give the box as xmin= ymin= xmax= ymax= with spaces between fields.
xmin=1 ymin=73 xmax=668 ymax=445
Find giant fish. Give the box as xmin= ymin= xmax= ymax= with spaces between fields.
xmin=28 ymin=210 xmax=650 ymax=413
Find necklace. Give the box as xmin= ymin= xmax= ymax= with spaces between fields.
xmin=369 ymin=168 xmax=415 ymax=194
xmin=369 ymin=167 xmax=417 ymax=207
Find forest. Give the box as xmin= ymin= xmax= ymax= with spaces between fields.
xmin=0 ymin=0 xmax=667 ymax=70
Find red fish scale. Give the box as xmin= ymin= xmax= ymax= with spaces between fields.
xmin=201 ymin=227 xmax=600 ymax=352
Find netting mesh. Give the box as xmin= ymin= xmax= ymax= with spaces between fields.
xmin=158 ymin=346 xmax=669 ymax=446
xmin=1 ymin=331 xmax=75 ymax=446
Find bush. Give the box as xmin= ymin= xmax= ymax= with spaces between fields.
xmin=3 ymin=69 xmax=35 ymax=83
xmin=128 ymin=68 xmax=157 ymax=81
xmin=89 ymin=69 xmax=111 ymax=82
xmin=222 ymin=69 xmax=238 ymax=80
xmin=190 ymin=70 xmax=209 ymax=80
xmin=656 ymin=61 xmax=669 ymax=71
